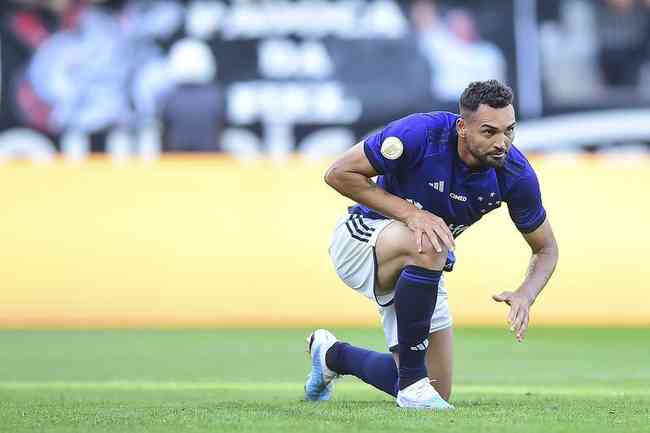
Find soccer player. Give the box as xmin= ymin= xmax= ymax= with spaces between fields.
xmin=304 ymin=80 xmax=559 ymax=409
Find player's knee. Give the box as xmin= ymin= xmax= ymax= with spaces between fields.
xmin=403 ymin=242 xmax=448 ymax=270
xmin=380 ymin=223 xmax=447 ymax=271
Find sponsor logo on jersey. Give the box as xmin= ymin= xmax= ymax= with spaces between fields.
xmin=428 ymin=180 xmax=445 ymax=192
xmin=406 ymin=198 xmax=423 ymax=209
xmin=380 ymin=136 xmax=404 ymax=160
xmin=449 ymin=192 xmax=467 ymax=202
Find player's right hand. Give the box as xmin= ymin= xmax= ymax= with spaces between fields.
xmin=404 ymin=209 xmax=455 ymax=253
xmin=492 ymin=290 xmax=531 ymax=343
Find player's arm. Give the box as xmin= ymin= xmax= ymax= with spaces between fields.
xmin=517 ymin=218 xmax=559 ymax=306
xmin=324 ymin=142 xmax=454 ymax=253
xmin=492 ymin=218 xmax=559 ymax=342
xmin=493 ymin=163 xmax=558 ymax=342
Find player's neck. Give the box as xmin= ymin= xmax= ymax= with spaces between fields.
xmin=457 ymin=135 xmax=483 ymax=171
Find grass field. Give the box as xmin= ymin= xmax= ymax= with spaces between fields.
xmin=0 ymin=327 xmax=648 ymax=433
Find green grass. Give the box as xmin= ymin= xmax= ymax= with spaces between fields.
xmin=0 ymin=327 xmax=648 ymax=433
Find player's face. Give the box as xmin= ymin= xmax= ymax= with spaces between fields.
xmin=461 ymin=104 xmax=516 ymax=168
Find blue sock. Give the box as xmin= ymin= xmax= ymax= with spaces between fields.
xmin=394 ymin=265 xmax=441 ymax=390
xmin=325 ymin=342 xmax=398 ymax=397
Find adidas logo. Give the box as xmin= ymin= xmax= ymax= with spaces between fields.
xmin=428 ymin=180 xmax=445 ymax=192
xmin=410 ymin=339 xmax=429 ymax=351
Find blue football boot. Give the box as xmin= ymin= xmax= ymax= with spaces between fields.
xmin=304 ymin=329 xmax=339 ymax=401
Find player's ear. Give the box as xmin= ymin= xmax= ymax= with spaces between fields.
xmin=456 ymin=117 xmax=466 ymax=138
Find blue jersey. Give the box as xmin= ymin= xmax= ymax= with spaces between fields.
xmin=349 ymin=111 xmax=547 ymax=270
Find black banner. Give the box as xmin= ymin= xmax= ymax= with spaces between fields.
xmin=1 ymin=0 xmax=518 ymax=157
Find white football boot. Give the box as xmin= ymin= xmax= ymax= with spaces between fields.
xmin=396 ymin=377 xmax=455 ymax=410
xmin=304 ymin=329 xmax=339 ymax=401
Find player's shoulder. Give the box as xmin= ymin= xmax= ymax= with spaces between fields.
xmin=391 ymin=111 xmax=459 ymax=131
xmin=498 ymin=145 xmax=540 ymax=198
xmin=501 ymin=144 xmax=536 ymax=179
xmin=387 ymin=111 xmax=459 ymax=154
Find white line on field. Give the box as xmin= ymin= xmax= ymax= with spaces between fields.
xmin=0 ymin=382 xmax=647 ymax=396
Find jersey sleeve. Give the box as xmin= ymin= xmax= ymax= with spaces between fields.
xmin=506 ymin=169 xmax=547 ymax=234
xmin=363 ymin=114 xmax=429 ymax=175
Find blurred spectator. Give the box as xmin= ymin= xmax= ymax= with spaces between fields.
xmin=596 ymin=0 xmax=649 ymax=87
xmin=160 ymin=38 xmax=224 ymax=152
xmin=25 ymin=7 xmax=133 ymax=133
xmin=2 ymin=0 xmax=84 ymax=132
xmin=538 ymin=0 xmax=600 ymax=102
xmin=7 ymin=1 xmax=167 ymax=135
xmin=411 ymin=0 xmax=506 ymax=101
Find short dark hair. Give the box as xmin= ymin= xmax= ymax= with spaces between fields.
xmin=459 ymin=80 xmax=513 ymax=115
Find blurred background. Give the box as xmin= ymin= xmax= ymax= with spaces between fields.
xmin=1 ymin=0 xmax=649 ymax=328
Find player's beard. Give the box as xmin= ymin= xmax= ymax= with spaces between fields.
xmin=472 ymin=148 xmax=508 ymax=169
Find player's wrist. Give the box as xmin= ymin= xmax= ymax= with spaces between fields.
xmin=397 ymin=201 xmax=420 ymax=224
xmin=515 ymin=287 xmax=536 ymax=306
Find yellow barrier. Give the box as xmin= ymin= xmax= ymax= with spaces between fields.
xmin=1 ymin=156 xmax=649 ymax=327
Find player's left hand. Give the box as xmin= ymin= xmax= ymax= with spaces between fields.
xmin=492 ymin=291 xmax=531 ymax=343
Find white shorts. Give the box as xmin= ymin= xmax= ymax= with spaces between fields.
xmin=328 ymin=213 xmax=452 ymax=351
